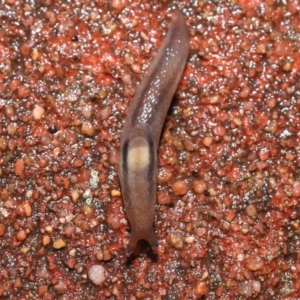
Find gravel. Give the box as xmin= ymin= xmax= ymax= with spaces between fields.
xmin=0 ymin=0 xmax=300 ymax=299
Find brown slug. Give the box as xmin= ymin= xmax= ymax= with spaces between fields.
xmin=119 ymin=10 xmax=189 ymax=255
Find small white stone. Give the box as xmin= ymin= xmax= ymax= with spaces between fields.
xmin=88 ymin=265 xmax=106 ymax=285
xmin=184 ymin=236 xmax=195 ymax=244
xmin=81 ymin=103 xmax=93 ymax=118
xmin=32 ymin=105 xmax=45 ymax=120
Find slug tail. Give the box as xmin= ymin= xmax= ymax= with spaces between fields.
xmin=126 ymin=228 xmax=158 ymax=256
xmin=126 ymin=236 xmax=138 ymax=256
xmin=145 ymin=227 xmax=159 ymax=252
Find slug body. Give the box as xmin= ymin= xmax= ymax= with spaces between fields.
xmin=119 ymin=10 xmax=189 ymax=254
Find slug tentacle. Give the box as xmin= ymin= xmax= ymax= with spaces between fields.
xmin=119 ymin=10 xmax=189 ymax=255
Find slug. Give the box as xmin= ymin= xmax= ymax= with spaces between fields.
xmin=119 ymin=10 xmax=189 ymax=255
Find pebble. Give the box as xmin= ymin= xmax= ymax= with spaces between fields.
xmin=21 ymin=200 xmax=32 ymax=217
xmin=42 ymin=235 xmax=51 ymax=246
xmin=0 ymin=137 xmax=7 ymax=150
xmin=32 ymin=105 xmax=45 ymax=120
xmin=245 ymin=254 xmax=264 ymax=271
xmin=258 ymin=148 xmax=269 ymax=161
xmin=111 ymin=189 xmax=121 ymax=197
xmin=81 ymin=121 xmax=95 ymax=136
xmin=70 ymin=190 xmax=80 ymax=203
xmin=172 ymin=179 xmax=188 ymax=196
xmin=196 ymin=282 xmax=208 ymax=296
xmin=196 ymin=228 xmax=206 ymax=237
xmin=203 ymin=136 xmax=212 ymax=147
xmin=15 ymin=159 xmax=24 ymax=175
xmin=212 ymin=125 xmax=226 ymax=137
xmin=7 ymin=123 xmax=18 ymax=135
xmin=184 ymin=236 xmax=195 ymax=244
xmin=16 ymin=229 xmax=27 ymax=241
xmin=239 ymin=281 xmax=252 ymax=297
xmin=252 ymin=280 xmax=261 ymax=294
xmin=64 ymin=257 xmax=76 ymax=269
xmin=81 ymin=104 xmax=93 ymax=118
xmin=53 ymin=238 xmax=66 ymax=249
xmin=193 ymin=180 xmax=207 ymax=194
xmin=157 ymin=190 xmax=171 ymax=205
xmin=88 ymin=265 xmax=106 ymax=285
xmin=0 ymin=224 xmax=6 ymax=236
xmin=168 ymin=232 xmax=184 ymax=249
xmin=292 ymin=181 xmax=300 ymax=197
xmin=107 ymin=214 xmax=121 ymax=230
xmin=17 ymin=85 xmax=30 ymax=98
xmin=245 ymin=204 xmax=257 ymax=218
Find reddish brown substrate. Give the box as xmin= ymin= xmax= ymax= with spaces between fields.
xmin=0 ymin=0 xmax=300 ymax=299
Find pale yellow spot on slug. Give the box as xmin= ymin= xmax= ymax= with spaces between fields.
xmin=127 ymin=137 xmax=150 ymax=170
